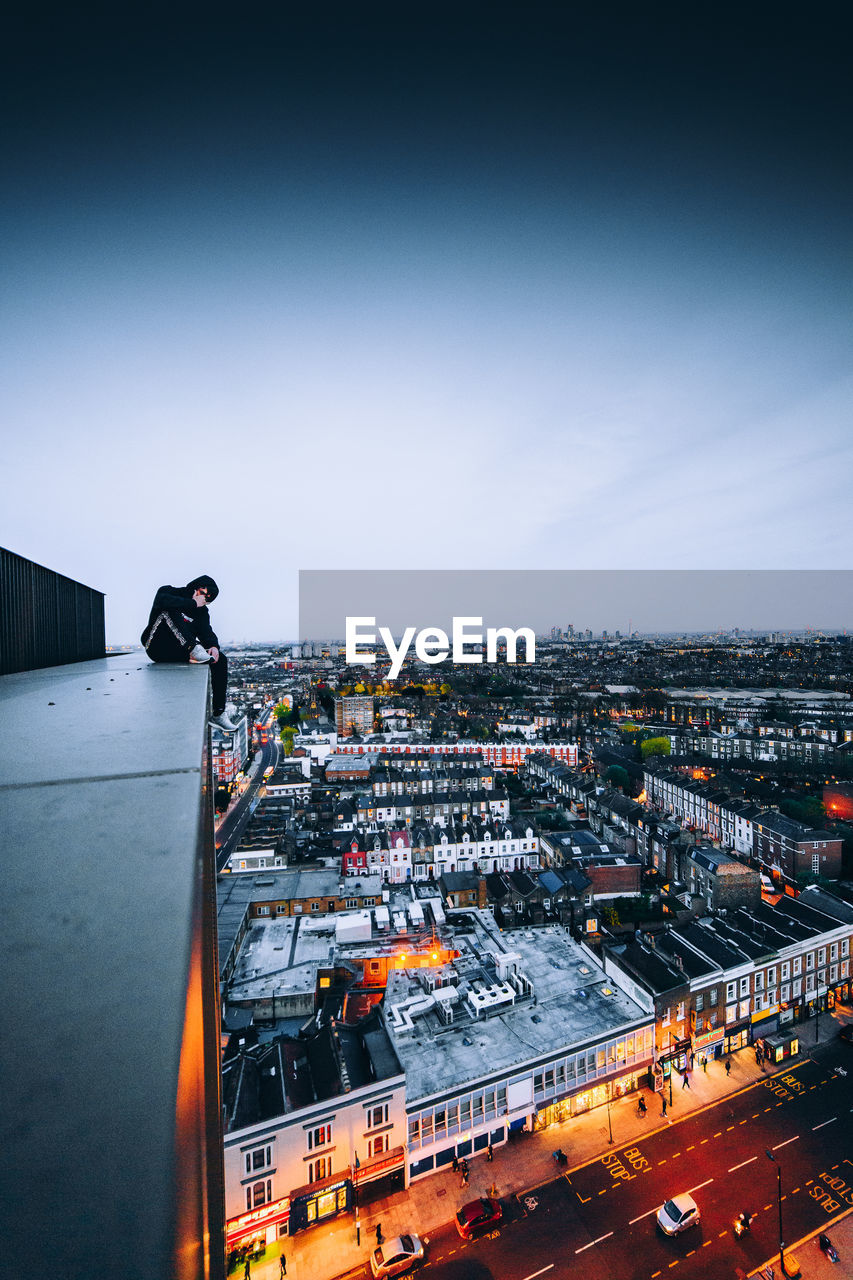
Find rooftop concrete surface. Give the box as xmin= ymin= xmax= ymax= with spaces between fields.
xmin=0 ymin=655 xmax=213 ymax=1280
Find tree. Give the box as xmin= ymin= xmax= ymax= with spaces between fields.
xmin=641 ymin=736 xmax=671 ymax=760
xmin=604 ymin=764 xmax=630 ymax=791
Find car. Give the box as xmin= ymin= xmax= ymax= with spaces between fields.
xmin=369 ymin=1233 xmax=425 ymax=1279
xmin=455 ymin=1197 xmax=503 ymax=1239
xmin=657 ymin=1193 xmax=700 ymax=1236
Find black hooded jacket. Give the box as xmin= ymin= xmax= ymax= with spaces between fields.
xmin=141 ymin=575 xmax=220 ymax=649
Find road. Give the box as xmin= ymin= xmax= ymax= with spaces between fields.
xmin=215 ymin=711 xmax=278 ymax=873
xmin=409 ymin=1044 xmax=852 ymax=1280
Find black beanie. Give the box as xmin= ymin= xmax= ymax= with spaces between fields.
xmin=186 ymin=574 xmax=219 ymax=602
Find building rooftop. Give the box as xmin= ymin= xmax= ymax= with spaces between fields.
xmin=383 ymin=909 xmax=651 ymax=1107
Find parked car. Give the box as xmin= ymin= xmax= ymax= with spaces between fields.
xmin=657 ymin=1194 xmax=700 ymax=1236
xmin=455 ymin=1197 xmax=503 ymax=1239
xmin=370 ymin=1233 xmax=425 ymax=1279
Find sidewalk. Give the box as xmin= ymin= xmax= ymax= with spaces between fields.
xmin=238 ymin=1016 xmax=849 ymax=1280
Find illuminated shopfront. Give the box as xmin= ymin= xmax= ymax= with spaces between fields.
xmin=533 ymin=1069 xmax=644 ymax=1127
xmin=226 ymin=1196 xmax=290 ymax=1252
xmin=288 ymin=1172 xmax=352 ymax=1234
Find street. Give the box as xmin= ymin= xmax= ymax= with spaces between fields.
xmin=406 ymin=1047 xmax=852 ymax=1280
xmin=216 ymin=713 xmax=278 ymax=873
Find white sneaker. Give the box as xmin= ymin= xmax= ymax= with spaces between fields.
xmin=189 ymin=644 xmax=211 ymax=663
xmin=210 ymin=712 xmax=238 ymax=732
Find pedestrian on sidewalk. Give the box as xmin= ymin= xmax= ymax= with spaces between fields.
xmin=637 ymin=1095 xmax=647 ymax=1116
xmin=376 ymin=1223 xmax=383 ymax=1246
xmin=487 ymin=1143 xmax=494 ymax=1162
xmin=701 ymin=1054 xmax=707 ymax=1073
xmin=451 ymin=1154 xmax=459 ymax=1174
xmin=661 ymin=1095 xmax=667 ymax=1117
xmin=244 ymin=1260 xmax=251 ymax=1279
xmin=681 ymin=1069 xmax=690 ymax=1090
xmin=725 ymin=1058 xmax=732 ymax=1076
xmin=279 ymin=1252 xmax=287 ymax=1277
xmin=689 ymin=1050 xmax=695 ymax=1069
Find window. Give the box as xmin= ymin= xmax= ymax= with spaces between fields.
xmin=408 ymin=1119 xmax=420 ymax=1146
xmin=308 ymin=1123 xmax=332 ymax=1150
xmin=346 ymin=898 xmax=358 ymax=909
xmin=311 ymin=901 xmax=320 ymax=912
xmin=695 ymin=993 xmax=704 ymax=1013
xmin=830 ymin=943 xmax=838 ymax=961
xmin=245 ymin=1145 xmax=273 ymax=1174
xmin=818 ymin=948 xmax=827 ymax=965
xmin=842 ymin=939 xmax=850 ymax=958
xmin=367 ymin=1104 xmax=389 ymax=1129
xmin=676 ymin=1002 xmax=685 ymax=1020
xmin=766 ymin=967 xmax=776 ymax=985
xmin=781 ymin=984 xmax=790 ymax=1002
xmin=246 ymin=1180 xmax=272 ymax=1211
xmin=793 ymin=956 xmax=802 ymax=976
xmin=754 ymin=972 xmax=764 ymax=991
xmin=710 ymin=987 xmax=718 ymax=1005
xmin=726 ymin=982 xmax=736 ymax=1003
xmin=370 ymin=1134 xmax=389 ymax=1157
xmin=308 ymin=1158 xmax=329 ymax=1184
xmin=739 ymin=977 xmax=750 ymax=997
xmin=830 ymin=965 xmax=838 ymax=982
xmin=257 ymin=906 xmax=270 ymax=916
xmin=806 ymin=953 xmax=815 ymax=970
xmin=780 ymin=962 xmax=790 ymax=980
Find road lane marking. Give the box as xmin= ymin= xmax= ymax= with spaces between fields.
xmin=752 ymin=1113 xmax=759 ymax=1118
xmin=773 ymin=1136 xmax=800 ymax=1150
xmin=578 ymin=1194 xmax=591 ymax=1203
xmin=700 ymin=1138 xmax=709 ymax=1144
xmin=686 ymin=1250 xmax=695 ymax=1257
xmin=813 ymin=1118 xmax=837 ymax=1130
xmin=727 ymin=1125 xmax=735 ymax=1130
xmin=595 ymin=1233 xmax=613 ymax=1244
xmin=575 ymin=1242 xmax=595 ymax=1254
xmin=713 ymin=1132 xmax=722 ymax=1137
xmin=672 ymin=1152 xmax=681 ymax=1158
xmin=688 ymin=1179 xmax=714 ymax=1195
xmin=668 ymin=1263 xmax=679 ymax=1269
xmin=718 ymin=1230 xmax=727 ymax=1238
xmin=764 ymin=1203 xmax=772 ymax=1211
xmin=598 ymin=1188 xmax=607 ymax=1195
xmin=687 ymin=1145 xmax=695 ymax=1150
xmin=521 ymin=1268 xmax=554 ymax=1279
xmin=729 ymin=1157 xmax=757 ymax=1173
xmin=792 ymin=1187 xmax=800 ymax=1194
xmin=702 ymin=1241 xmax=712 ymax=1247
xmin=764 ymin=1107 xmax=772 ymax=1112
xmin=629 ymin=1207 xmax=659 ymax=1224
xmin=739 ymin=1119 xmax=747 ymax=1125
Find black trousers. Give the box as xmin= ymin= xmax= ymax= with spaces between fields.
xmin=144 ymin=609 xmax=228 ymax=714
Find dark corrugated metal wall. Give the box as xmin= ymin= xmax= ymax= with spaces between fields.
xmin=0 ymin=547 xmax=105 ymax=674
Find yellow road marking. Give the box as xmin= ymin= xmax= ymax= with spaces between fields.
xmin=739 ymin=1119 xmax=747 ymax=1125
xmin=658 ymin=1159 xmax=667 ymax=1165
xmin=752 ymin=1114 xmax=759 ymax=1119
xmin=764 ymin=1203 xmax=772 ymax=1211
xmin=702 ymin=1241 xmax=712 ymax=1248
xmin=687 ymin=1145 xmax=695 ymax=1151
xmin=764 ymin=1107 xmax=772 ymax=1112
xmin=727 ymin=1125 xmax=735 ymax=1131
xmin=718 ymin=1230 xmax=727 ymax=1238
xmin=714 ymin=1132 xmax=722 ymax=1137
xmin=672 ymin=1152 xmax=682 ymax=1158
xmin=598 ymin=1189 xmax=607 ymax=1196
xmin=792 ymin=1188 xmax=800 ymax=1194
xmin=668 ymin=1262 xmax=679 ymax=1269
xmin=686 ymin=1251 xmax=695 ymax=1257
xmin=578 ymin=1195 xmax=591 ymax=1203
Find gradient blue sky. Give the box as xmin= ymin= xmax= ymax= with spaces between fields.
xmin=2 ymin=5 xmax=851 ymax=642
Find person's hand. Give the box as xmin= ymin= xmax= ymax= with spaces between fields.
xmin=192 ymin=589 xmax=207 ymax=607
xmin=207 ymin=647 xmax=220 ymax=662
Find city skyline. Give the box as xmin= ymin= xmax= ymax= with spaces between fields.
xmin=1 ymin=7 xmax=851 ymax=644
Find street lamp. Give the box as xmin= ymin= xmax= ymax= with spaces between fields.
xmin=607 ymin=1092 xmax=613 ymax=1144
xmin=765 ymin=1150 xmax=799 ymax=1278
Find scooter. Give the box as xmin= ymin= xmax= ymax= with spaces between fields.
xmin=818 ymin=1232 xmax=839 ymax=1263
xmin=733 ymin=1212 xmax=754 ymax=1238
